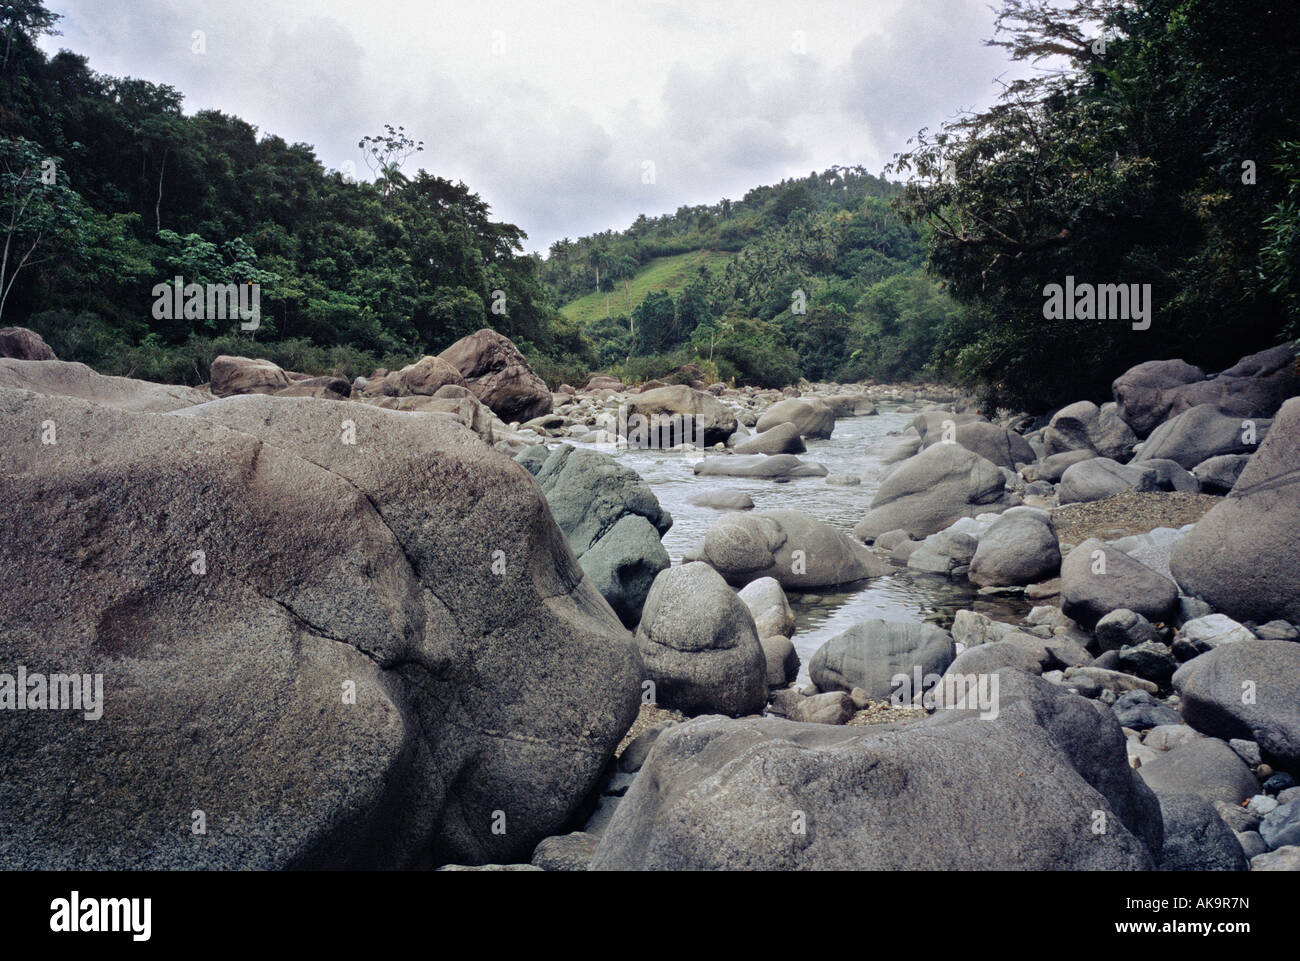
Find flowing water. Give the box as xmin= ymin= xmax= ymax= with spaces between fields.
xmin=576 ymin=405 xmax=1031 ymax=683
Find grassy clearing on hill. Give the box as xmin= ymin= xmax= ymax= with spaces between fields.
xmin=559 ymin=250 xmax=733 ymax=325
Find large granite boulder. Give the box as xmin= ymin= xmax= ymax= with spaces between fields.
xmin=692 ymin=454 xmax=828 ymax=479
xmin=1133 ymin=404 xmax=1270 ymax=470
xmin=737 ymin=577 xmax=796 ymax=639
xmin=0 ymin=358 xmax=209 ymax=412
xmin=733 ymin=421 xmax=805 ymax=455
xmin=439 ymin=328 xmax=552 ymax=422
xmin=1042 ymin=400 xmax=1138 ymax=460
xmin=969 ymin=507 xmax=1061 ymax=587
xmin=853 ymin=443 xmax=1010 ymax=541
xmin=1170 ymin=397 xmax=1300 ymax=624
xmin=921 ymin=420 xmax=1035 ymax=469
xmin=755 ymin=398 xmax=835 ymax=439
xmin=591 ymin=671 xmax=1162 ymax=869
xmin=531 ymin=444 xmax=672 ymax=627
xmin=634 ymin=562 xmax=768 ymax=717
xmin=385 ymin=355 xmax=467 ymax=396
xmin=1156 ymin=793 xmax=1248 ymax=871
xmin=1113 ymin=346 xmax=1299 ymax=437
xmin=1172 ymin=640 xmax=1300 ymax=769
xmin=0 ymin=390 xmax=641 ymax=869
xmin=366 ymin=384 xmax=496 ymax=442
xmin=209 ymin=354 xmax=292 ymax=397
xmin=1060 ymin=539 xmax=1179 ymax=629
xmin=692 ymin=509 xmax=889 ymax=590
xmin=0 ymin=326 xmax=56 ymax=360
xmin=623 ymin=384 xmax=737 ymax=447
xmin=1137 ymin=738 xmax=1259 ymax=807
xmin=808 ymin=620 xmax=956 ymax=700
xmin=1058 ymin=457 xmax=1158 ymax=505
xmin=1191 ymin=454 xmax=1252 ymax=494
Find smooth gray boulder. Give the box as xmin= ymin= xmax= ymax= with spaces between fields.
xmin=738 ymin=577 xmax=796 ymax=639
xmin=623 ymin=384 xmax=737 ymax=446
xmin=853 ymin=443 xmax=1010 ymax=541
xmin=634 ymin=562 xmax=768 ymax=717
xmin=1172 ymin=640 xmax=1300 ymax=769
xmin=693 ymin=454 xmax=829 ymax=479
xmin=1058 ymin=457 xmax=1158 ymax=505
xmin=1095 ymin=609 xmax=1161 ymax=653
xmin=1114 ymin=346 xmax=1299 ymax=436
xmin=530 ymin=832 xmax=600 ymax=871
xmin=1023 ymin=448 xmax=1094 ymax=483
xmin=1174 ymin=613 xmax=1255 ymax=652
xmin=1137 ymin=738 xmax=1260 ymax=806
xmin=686 ymin=490 xmax=754 ymax=510
xmin=532 ymin=444 xmax=672 ymax=626
xmin=790 ymin=691 xmax=855 ymax=725
xmin=1133 ymin=404 xmax=1270 ymax=470
xmin=1261 ymin=802 xmax=1300 ymax=850
xmin=907 ymin=528 xmax=978 ymax=575
xmin=909 ymin=410 xmax=983 ymax=442
xmin=969 ymin=507 xmax=1061 ymax=587
xmin=1060 ymin=539 xmax=1179 ymax=628
xmin=733 ymin=421 xmax=805 ymax=455
xmin=0 ymin=391 xmax=642 ymax=869
xmin=0 ymin=357 xmax=210 ymax=412
xmin=1170 ymin=397 xmax=1300 ymax=624
xmin=1112 ymin=358 xmax=1207 ymax=436
xmin=1191 ymin=454 xmax=1252 ymax=494
xmin=809 ymin=620 xmax=956 ymax=699
xmin=756 ymin=397 xmax=835 ymax=438
xmin=591 ymin=671 xmax=1162 ymax=870
xmin=693 ymin=509 xmax=889 ymax=590
xmin=760 ymin=635 xmax=800 ymax=687
xmin=942 ymin=639 xmax=1047 ymax=681
xmin=1156 ymin=793 xmax=1248 ymax=870
xmin=921 ymin=420 xmax=1035 ymax=469
xmin=1137 ymin=458 xmax=1200 ymax=493
xmin=1043 ymin=400 xmax=1138 ymax=460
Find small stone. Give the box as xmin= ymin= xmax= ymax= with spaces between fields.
xmin=1228 ymin=739 xmax=1262 ymax=768
xmin=1247 ymin=794 xmax=1279 ymax=816
xmin=1236 ymin=831 xmax=1268 ymax=859
xmin=790 ymin=691 xmax=855 ymax=726
xmin=1252 ymin=845 xmax=1300 ymax=870
xmin=1264 ymin=772 xmax=1297 ymax=796
xmin=1260 ymin=801 xmax=1300 ymax=850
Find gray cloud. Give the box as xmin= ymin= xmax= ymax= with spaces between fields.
xmin=43 ymin=0 xmax=1027 ymax=251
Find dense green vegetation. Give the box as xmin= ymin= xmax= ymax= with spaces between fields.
xmin=891 ymin=0 xmax=1300 ymax=410
xmin=4 ymin=0 xmax=1292 ymax=403
xmin=0 ymin=1 xmax=584 ymax=384
xmin=543 ymin=168 xmax=961 ymax=386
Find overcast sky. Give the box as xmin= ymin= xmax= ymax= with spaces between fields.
xmin=42 ymin=0 xmax=1027 ymax=253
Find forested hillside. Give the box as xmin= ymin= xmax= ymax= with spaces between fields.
xmin=891 ymin=0 xmax=1300 ymax=410
xmin=541 ymin=167 xmax=963 ymax=387
xmin=3 ymin=0 xmax=1295 ymax=405
xmin=0 ymin=1 xmax=587 ymax=385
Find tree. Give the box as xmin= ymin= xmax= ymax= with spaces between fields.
xmin=0 ymin=138 xmax=86 ymax=323
xmin=890 ymin=0 xmax=1300 ymax=410
xmin=359 ymin=124 xmax=424 ymax=199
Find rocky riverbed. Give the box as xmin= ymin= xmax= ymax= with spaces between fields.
xmin=1 ymin=325 xmax=1297 ymax=872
